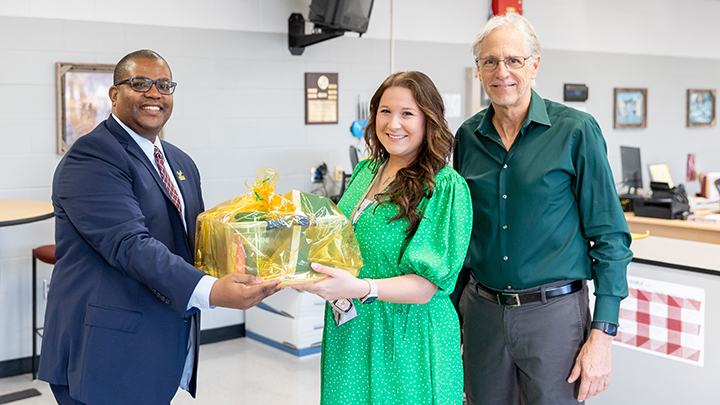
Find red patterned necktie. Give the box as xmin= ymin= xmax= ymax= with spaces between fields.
xmin=154 ymin=146 xmax=181 ymax=213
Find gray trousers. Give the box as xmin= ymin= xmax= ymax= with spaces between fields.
xmin=460 ymin=279 xmax=591 ymax=405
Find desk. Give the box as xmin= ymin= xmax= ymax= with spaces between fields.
xmin=624 ymin=212 xmax=720 ymax=245
xmin=0 ymin=200 xmax=53 ymax=404
xmin=0 ymin=200 xmax=54 ymax=227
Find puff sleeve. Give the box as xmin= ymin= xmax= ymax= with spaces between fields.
xmin=398 ymin=167 xmax=473 ymax=295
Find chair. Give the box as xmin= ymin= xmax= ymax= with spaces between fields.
xmin=349 ymin=145 xmax=360 ymax=171
xmin=32 ymin=244 xmax=55 ymax=380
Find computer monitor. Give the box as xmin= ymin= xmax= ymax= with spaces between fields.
xmin=620 ymin=146 xmax=643 ymax=194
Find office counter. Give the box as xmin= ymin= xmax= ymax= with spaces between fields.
xmin=588 ymin=236 xmax=720 ymax=404
xmin=625 ymin=212 xmax=720 ymax=245
xmin=630 ymin=234 xmax=720 ymax=274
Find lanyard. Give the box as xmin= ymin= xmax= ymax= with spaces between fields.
xmin=350 ymin=162 xmax=390 ymax=229
xmin=351 ymin=198 xmax=375 ymax=228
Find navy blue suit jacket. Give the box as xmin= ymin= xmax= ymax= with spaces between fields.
xmin=39 ymin=117 xmax=207 ymax=405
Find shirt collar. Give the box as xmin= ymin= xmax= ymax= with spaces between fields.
xmin=476 ymin=88 xmax=552 ymax=136
xmin=525 ymin=89 xmax=551 ymax=127
xmin=110 ymin=113 xmax=165 ymax=158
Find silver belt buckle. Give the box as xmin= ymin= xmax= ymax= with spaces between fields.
xmin=498 ymin=292 xmax=521 ymax=306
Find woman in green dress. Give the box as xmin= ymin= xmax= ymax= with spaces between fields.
xmin=294 ymin=71 xmax=472 ymax=404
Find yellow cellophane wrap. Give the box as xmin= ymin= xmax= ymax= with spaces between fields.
xmin=194 ymin=167 xmax=363 ymax=285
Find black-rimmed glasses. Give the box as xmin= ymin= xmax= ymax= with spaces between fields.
xmin=476 ymin=56 xmax=532 ymax=71
xmin=114 ymin=77 xmax=177 ymax=95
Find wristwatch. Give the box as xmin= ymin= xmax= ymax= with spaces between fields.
xmin=591 ymin=321 xmax=618 ymax=336
xmin=360 ymin=279 xmax=378 ymax=304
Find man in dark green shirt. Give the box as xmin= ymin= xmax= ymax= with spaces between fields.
xmin=454 ymin=13 xmax=632 ymax=405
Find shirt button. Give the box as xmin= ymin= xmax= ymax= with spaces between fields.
xmin=502 ymin=194 xmax=507 ymax=199
xmin=503 ymin=256 xmax=508 ymax=261
xmin=503 ymin=225 xmax=508 ymax=229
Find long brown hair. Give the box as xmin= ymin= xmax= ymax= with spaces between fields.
xmin=364 ymin=71 xmax=454 ymax=238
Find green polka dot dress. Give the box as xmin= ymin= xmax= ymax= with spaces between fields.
xmin=320 ymin=159 xmax=473 ymax=405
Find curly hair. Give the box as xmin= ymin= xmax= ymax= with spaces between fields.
xmin=364 ymin=71 xmax=454 ymax=238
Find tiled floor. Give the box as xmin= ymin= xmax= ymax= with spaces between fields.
xmin=0 ymin=338 xmax=321 ymax=405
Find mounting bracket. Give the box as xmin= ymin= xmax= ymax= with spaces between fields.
xmin=288 ymin=13 xmax=344 ymax=56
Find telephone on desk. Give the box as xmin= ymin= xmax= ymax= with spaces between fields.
xmin=633 ymin=182 xmax=691 ymax=220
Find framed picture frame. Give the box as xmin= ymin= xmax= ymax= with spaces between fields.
xmin=687 ymin=89 xmax=716 ymax=128
xmin=56 ymin=62 xmax=115 ymax=154
xmin=614 ymin=88 xmax=647 ymax=129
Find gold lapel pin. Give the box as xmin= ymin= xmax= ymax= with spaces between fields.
xmin=176 ymin=170 xmax=186 ymax=181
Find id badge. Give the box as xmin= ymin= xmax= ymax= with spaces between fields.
xmin=330 ymin=298 xmax=353 ymax=313
xmin=330 ymin=299 xmax=357 ymax=326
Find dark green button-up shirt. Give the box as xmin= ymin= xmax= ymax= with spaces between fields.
xmin=454 ymin=89 xmax=632 ymax=324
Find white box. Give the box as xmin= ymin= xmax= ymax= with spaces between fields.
xmin=245 ymin=294 xmax=326 ymax=356
xmin=701 ymin=172 xmax=720 ymax=201
xmin=257 ymin=288 xmax=326 ymax=319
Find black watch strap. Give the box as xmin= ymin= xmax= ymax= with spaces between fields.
xmin=591 ymin=321 xmax=618 ymax=336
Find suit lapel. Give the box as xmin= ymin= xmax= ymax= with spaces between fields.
xmin=106 ymin=118 xmax=188 ymax=235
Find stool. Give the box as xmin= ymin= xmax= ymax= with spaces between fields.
xmin=32 ymin=244 xmax=55 ymax=381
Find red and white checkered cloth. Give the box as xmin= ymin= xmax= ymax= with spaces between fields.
xmin=614 ymin=276 xmax=705 ymax=366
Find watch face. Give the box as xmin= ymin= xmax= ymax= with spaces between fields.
xmin=592 ymin=321 xmax=618 ymax=336
xmin=362 ymin=296 xmax=377 ymax=304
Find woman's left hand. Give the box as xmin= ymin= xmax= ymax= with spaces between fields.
xmin=291 ymin=263 xmax=369 ymax=301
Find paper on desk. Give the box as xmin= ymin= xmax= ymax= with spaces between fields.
xmin=649 ymin=164 xmax=674 ymax=188
xmin=689 ymin=197 xmax=720 ymax=209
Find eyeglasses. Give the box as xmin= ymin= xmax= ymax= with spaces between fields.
xmin=114 ymin=77 xmax=177 ymax=95
xmin=476 ymin=56 xmax=532 ymax=71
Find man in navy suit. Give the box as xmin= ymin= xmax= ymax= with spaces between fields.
xmin=39 ymin=49 xmax=281 ymax=405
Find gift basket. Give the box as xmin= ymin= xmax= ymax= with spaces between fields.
xmin=195 ymin=167 xmax=363 ymax=284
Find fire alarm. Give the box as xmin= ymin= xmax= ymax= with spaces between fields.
xmin=492 ymin=0 xmax=523 ymax=16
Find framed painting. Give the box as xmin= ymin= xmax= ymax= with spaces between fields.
xmin=687 ymin=89 xmax=716 ymax=127
xmin=614 ymin=88 xmax=647 ymax=129
xmin=56 ymin=63 xmax=115 ymax=154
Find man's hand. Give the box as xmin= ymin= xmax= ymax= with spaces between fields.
xmin=209 ymin=273 xmax=282 ymax=310
xmin=567 ymin=329 xmax=614 ymax=401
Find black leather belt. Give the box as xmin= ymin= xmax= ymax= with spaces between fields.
xmin=474 ymin=280 xmax=585 ymax=306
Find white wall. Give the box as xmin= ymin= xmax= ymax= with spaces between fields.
xmin=0 ymin=0 xmax=718 ymax=58
xmin=1 ymin=0 xmax=719 ymax=364
xmin=529 ymin=0 xmax=720 ymax=60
